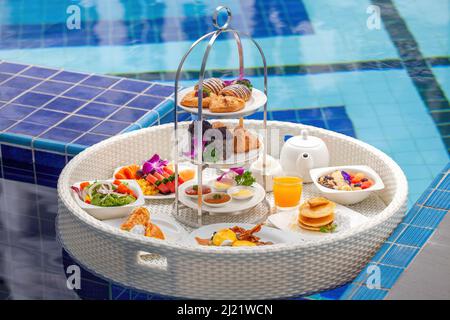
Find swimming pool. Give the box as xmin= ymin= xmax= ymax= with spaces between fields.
xmin=0 ymin=0 xmax=449 ymax=300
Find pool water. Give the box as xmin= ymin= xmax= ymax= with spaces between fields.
xmin=0 ymin=0 xmax=449 ymax=300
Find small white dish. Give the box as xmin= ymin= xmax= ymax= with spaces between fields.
xmin=177 ymin=86 xmax=267 ymax=118
xmin=202 ymin=192 xmax=232 ymax=207
xmin=267 ymin=204 xmax=369 ymax=242
xmin=227 ymin=186 xmax=255 ymax=200
xmin=103 ymin=213 xmax=186 ymax=241
xmin=309 ymin=165 xmax=385 ymax=205
xmin=210 ymin=178 xmax=236 ymax=192
xmin=183 ymin=185 xmax=213 ymax=199
xmin=71 ymin=180 xmax=145 ymax=220
xmin=184 ymin=223 xmax=297 ymax=246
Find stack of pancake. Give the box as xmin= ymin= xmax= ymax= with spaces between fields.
xmin=298 ymin=197 xmax=335 ymax=231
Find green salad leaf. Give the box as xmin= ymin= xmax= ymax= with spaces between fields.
xmin=234 ymin=171 xmax=256 ymax=186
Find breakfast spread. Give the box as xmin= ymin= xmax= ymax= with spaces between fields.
xmin=318 ymin=170 xmax=374 ymax=191
xmin=114 ymin=154 xmax=192 ymax=197
xmin=195 ymin=224 xmax=273 ymax=246
xmin=120 ymin=207 xmax=165 ymax=240
xmin=180 ymin=77 xmax=253 ymax=113
xmin=71 ymin=180 xmax=137 ymax=207
xmin=298 ymin=197 xmax=337 ymax=233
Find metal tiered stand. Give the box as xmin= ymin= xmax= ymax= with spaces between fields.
xmin=171 ymin=6 xmax=270 ymax=227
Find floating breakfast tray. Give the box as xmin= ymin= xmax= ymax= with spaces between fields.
xmin=57 ymin=120 xmax=407 ymax=300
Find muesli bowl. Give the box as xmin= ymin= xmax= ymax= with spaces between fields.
xmin=57 ymin=120 xmax=407 ymax=300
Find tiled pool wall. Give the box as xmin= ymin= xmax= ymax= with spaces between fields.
xmin=0 ymin=61 xmax=174 ymax=187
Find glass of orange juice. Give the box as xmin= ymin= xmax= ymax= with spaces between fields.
xmin=273 ymin=176 xmax=303 ymax=210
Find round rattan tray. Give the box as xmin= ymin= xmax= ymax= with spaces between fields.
xmin=57 ymin=120 xmax=407 ymax=299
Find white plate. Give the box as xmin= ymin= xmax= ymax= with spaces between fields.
xmin=113 ymin=163 xmax=196 ymax=200
xmin=267 ymin=203 xmax=369 ymax=242
xmin=178 ymin=180 xmax=266 ymax=215
xmin=103 ymin=214 xmax=185 ymax=241
xmin=184 ymin=223 xmax=297 ymax=246
xmin=177 ymin=86 xmax=267 ymax=118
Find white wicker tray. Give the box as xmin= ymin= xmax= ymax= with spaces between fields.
xmin=57 ymin=120 xmax=407 ymax=299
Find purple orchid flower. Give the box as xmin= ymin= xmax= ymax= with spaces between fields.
xmin=217 ymin=167 xmax=245 ymax=181
xmin=182 ymin=137 xmax=207 ymax=159
xmin=142 ymin=154 xmax=169 ymax=175
xmin=341 ymin=171 xmax=351 ymax=185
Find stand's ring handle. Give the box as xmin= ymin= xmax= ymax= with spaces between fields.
xmin=213 ymin=6 xmax=232 ymax=30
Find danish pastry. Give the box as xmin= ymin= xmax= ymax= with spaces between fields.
xmin=209 ymin=95 xmax=245 ymax=113
xmin=220 ymin=84 xmax=251 ymax=101
xmin=181 ymin=90 xmax=216 ymax=108
xmin=194 ymin=78 xmax=225 ymax=95
xmin=233 ymin=118 xmax=260 ymax=153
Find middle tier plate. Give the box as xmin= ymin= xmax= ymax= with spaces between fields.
xmin=178 ymin=180 xmax=266 ymax=215
xmin=177 ymin=86 xmax=267 ymax=118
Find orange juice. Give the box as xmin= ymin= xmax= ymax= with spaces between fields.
xmin=273 ymin=176 xmax=303 ymax=208
xmin=179 ymin=168 xmax=195 ymax=181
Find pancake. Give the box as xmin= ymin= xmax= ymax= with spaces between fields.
xmin=299 ymin=221 xmax=334 ymax=231
xmin=299 ymin=200 xmax=336 ymax=219
xmin=299 ymin=212 xmax=334 ymax=227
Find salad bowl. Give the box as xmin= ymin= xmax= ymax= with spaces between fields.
xmin=71 ymin=180 xmax=145 ymax=220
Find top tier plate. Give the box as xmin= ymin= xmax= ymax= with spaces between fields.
xmin=177 ymin=86 xmax=267 ymax=118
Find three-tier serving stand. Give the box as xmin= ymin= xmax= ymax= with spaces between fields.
xmin=171 ymin=6 xmax=270 ymax=227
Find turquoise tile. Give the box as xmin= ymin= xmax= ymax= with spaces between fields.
xmin=381 ymin=244 xmax=419 ymax=268
xmin=425 ymin=190 xmax=450 ymax=210
xmin=372 ymin=242 xmax=392 ymax=262
xmin=393 ymin=152 xmax=425 ymax=165
xmin=415 ymin=137 xmax=447 ymax=151
xmin=401 ymin=165 xmax=432 ymax=180
xmin=377 ymin=264 xmax=404 ymax=289
xmin=387 ymin=223 xmax=407 ymax=242
xmin=420 ymin=149 xmax=449 ymax=166
xmin=410 ymin=207 xmax=447 ymax=229
xmin=381 ymin=126 xmax=411 ymax=140
xmin=350 ymin=286 xmax=388 ymax=300
xmin=408 ymin=179 xmax=433 ymax=196
xmin=395 ymin=226 xmax=434 ymax=247
xmin=388 ymin=139 xmax=417 ymax=153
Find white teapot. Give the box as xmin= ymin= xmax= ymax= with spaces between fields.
xmin=279 ymin=129 xmax=329 ymax=183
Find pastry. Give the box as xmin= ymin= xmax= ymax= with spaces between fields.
xmin=209 ymin=95 xmax=245 ymax=113
xmin=120 ymin=207 xmax=149 ymax=231
xmin=233 ymin=118 xmax=260 ymax=153
xmin=180 ymin=90 xmax=216 ymax=108
xmin=298 ymin=197 xmax=336 ymax=232
xmin=194 ymin=78 xmax=225 ymax=95
xmin=220 ymin=84 xmax=251 ymax=101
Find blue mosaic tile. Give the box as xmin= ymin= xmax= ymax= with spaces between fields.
xmin=23 ymin=109 xmax=67 ymax=126
xmin=410 ymin=207 xmax=447 ymax=229
xmin=76 ymin=102 xmax=119 ymax=118
xmin=2 ymin=76 xmax=41 ymax=90
xmin=301 ymin=119 xmax=327 ymax=128
xmin=63 ymin=85 xmax=104 ymax=100
xmin=269 ymin=109 xmax=297 ymax=121
xmin=111 ymin=285 xmax=130 ymax=300
xmin=387 ymin=223 xmax=407 ymax=242
xmin=322 ymin=106 xmax=347 ymax=119
xmin=51 ymin=71 xmax=88 ymax=83
xmin=0 ymin=144 xmax=33 ymax=170
xmin=73 ymin=133 xmax=108 ymax=146
xmin=2 ymin=166 xmax=35 ymax=184
xmin=0 ymin=118 xmax=15 ymax=130
xmin=298 ymin=108 xmax=322 ymax=120
xmin=316 ymin=284 xmax=350 ymax=300
xmin=44 ymin=97 xmax=85 ymax=113
xmin=81 ymin=75 xmax=120 ymax=88
xmin=57 ymin=115 xmax=101 ymax=132
xmin=145 ymin=84 xmax=173 ymax=97
xmin=109 ymin=108 xmax=146 ymax=122
xmin=0 ymin=62 xmax=27 ymax=73
xmin=112 ymin=79 xmax=151 ymax=93
xmin=12 ymin=91 xmax=54 ymax=107
xmin=351 ymin=286 xmax=388 ymax=300
xmin=327 ymin=118 xmax=354 ymax=131
xmin=0 ymin=104 xmax=36 ymax=121
xmin=127 ymin=95 xmax=164 ymax=110
xmin=91 ymin=121 xmax=129 ymax=135
xmin=21 ymin=66 xmax=58 ymax=78
xmin=424 ymin=190 xmax=450 ymax=210
xmin=437 ymin=173 xmax=450 ymax=190
xmin=0 ymin=86 xmax=26 ymax=101
xmin=7 ymin=121 xmax=48 ymax=136
xmin=381 ymin=244 xmax=419 ymax=268
xmin=0 ymin=73 xmax=11 ymax=83
xmin=95 ymin=90 xmax=136 ymax=106
xmin=34 ymin=150 xmax=66 ymax=175
xmin=395 ymin=225 xmax=434 ymax=247
xmin=34 ymin=81 xmax=72 ymax=95
xmin=36 ymin=172 xmax=59 ymax=188
xmin=371 ymin=242 xmax=392 ymax=262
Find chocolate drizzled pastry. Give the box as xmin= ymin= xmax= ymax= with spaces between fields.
xmin=194 ymin=78 xmax=225 ymax=95
xmin=220 ymin=84 xmax=251 ymax=101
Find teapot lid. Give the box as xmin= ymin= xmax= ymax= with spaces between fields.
xmin=287 ymin=130 xmax=324 ymax=148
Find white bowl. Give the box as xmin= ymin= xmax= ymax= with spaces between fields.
xmin=71 ymin=179 xmax=145 ymax=220
xmin=183 ymin=185 xmax=213 ymax=199
xmin=309 ymin=165 xmax=385 ymax=205
xmin=210 ymin=178 xmax=236 ymax=192
xmin=227 ymin=186 xmax=255 ymax=200
xmin=202 ymin=192 xmax=232 ymax=207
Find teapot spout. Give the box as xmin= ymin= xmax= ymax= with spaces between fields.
xmin=296 ymin=152 xmax=314 ymax=182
